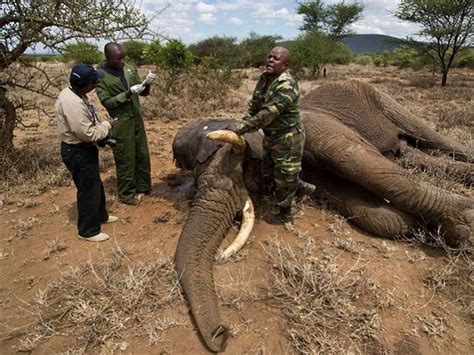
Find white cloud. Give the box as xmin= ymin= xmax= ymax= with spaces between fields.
xmin=228 ymin=17 xmax=243 ymax=25
xmin=199 ymin=13 xmax=216 ymax=24
xmin=141 ymin=0 xmax=422 ymax=44
xmin=196 ymin=2 xmax=217 ymax=13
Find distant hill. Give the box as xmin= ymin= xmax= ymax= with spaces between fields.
xmin=341 ymin=34 xmax=404 ymax=53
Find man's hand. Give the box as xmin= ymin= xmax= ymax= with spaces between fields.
xmin=130 ymin=84 xmax=145 ymax=94
xmin=145 ymin=71 xmax=156 ymax=85
xmin=104 ymin=116 xmax=117 ymax=127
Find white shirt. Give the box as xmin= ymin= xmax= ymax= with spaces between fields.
xmin=55 ymin=87 xmax=111 ymax=144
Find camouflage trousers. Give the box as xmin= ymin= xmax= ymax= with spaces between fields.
xmin=262 ymin=128 xmax=305 ymax=208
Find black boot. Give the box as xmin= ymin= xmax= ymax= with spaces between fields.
xmin=266 ymin=206 xmax=293 ymax=225
xmin=297 ymin=180 xmax=316 ymax=196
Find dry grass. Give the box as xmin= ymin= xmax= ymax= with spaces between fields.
xmin=2 ymin=249 xmax=182 ymax=352
xmin=0 ymin=142 xmax=70 ymax=199
xmin=424 ymin=251 xmax=474 ymax=324
xmin=262 ymin=237 xmax=393 ymax=354
xmin=141 ymin=66 xmax=246 ymax=121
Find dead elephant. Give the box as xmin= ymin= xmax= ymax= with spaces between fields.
xmin=172 ymin=80 xmax=473 ymax=352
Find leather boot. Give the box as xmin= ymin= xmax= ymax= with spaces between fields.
xmin=266 ymin=206 xmax=293 ymax=225
xmin=297 ymin=180 xmax=316 ymax=196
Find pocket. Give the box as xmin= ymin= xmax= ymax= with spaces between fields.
xmin=61 ymin=145 xmax=75 ymax=170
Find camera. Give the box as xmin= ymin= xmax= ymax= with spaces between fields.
xmin=97 ymin=116 xmax=118 ymax=148
xmin=98 ymin=135 xmax=117 ymax=148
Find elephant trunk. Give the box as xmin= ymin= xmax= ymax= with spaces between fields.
xmin=175 ymin=148 xmax=246 ymax=352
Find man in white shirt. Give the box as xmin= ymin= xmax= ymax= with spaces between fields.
xmin=56 ymin=64 xmax=118 ymax=242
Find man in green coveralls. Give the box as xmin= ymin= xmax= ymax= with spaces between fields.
xmin=96 ymin=42 xmax=156 ymax=205
xmin=227 ymin=47 xmax=315 ymax=224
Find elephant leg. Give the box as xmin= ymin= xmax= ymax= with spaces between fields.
xmin=303 ymin=112 xmax=473 ymax=248
xmin=380 ymin=92 xmax=473 ymax=162
xmin=302 ymin=172 xmax=420 ymax=238
xmin=398 ymin=146 xmax=473 ymax=187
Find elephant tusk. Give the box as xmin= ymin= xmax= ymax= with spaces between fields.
xmin=206 ymin=130 xmax=246 ymax=155
xmin=217 ymin=197 xmax=255 ymax=261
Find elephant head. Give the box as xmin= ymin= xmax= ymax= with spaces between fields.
xmin=173 ymin=118 xmax=264 ymax=352
xmin=172 ymin=81 xmax=473 ymax=352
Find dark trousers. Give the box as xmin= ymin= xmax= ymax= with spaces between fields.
xmin=61 ymin=142 xmax=108 ymax=237
xmin=111 ymin=116 xmax=151 ymax=200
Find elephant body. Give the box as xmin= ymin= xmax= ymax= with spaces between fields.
xmin=172 ymin=80 xmax=473 ymax=352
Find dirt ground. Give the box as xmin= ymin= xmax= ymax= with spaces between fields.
xmin=0 ymin=64 xmax=473 ymax=354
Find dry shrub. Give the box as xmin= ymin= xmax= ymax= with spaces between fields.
xmin=408 ymin=75 xmax=437 ymax=88
xmin=0 ymin=143 xmax=70 ymax=196
xmin=8 ymin=250 xmax=182 ymax=352
xmin=263 ymin=237 xmax=390 ymax=354
xmin=142 ymin=64 xmax=244 ymax=121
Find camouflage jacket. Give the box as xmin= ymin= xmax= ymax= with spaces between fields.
xmin=235 ymin=70 xmax=301 ymax=135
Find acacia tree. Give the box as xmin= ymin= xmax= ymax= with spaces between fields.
xmin=189 ymin=36 xmax=242 ymax=67
xmin=0 ymin=0 xmax=157 ymax=152
xmin=296 ymin=0 xmax=363 ymax=77
xmin=297 ymin=0 xmax=364 ymax=40
xmin=395 ymin=0 xmax=473 ymax=86
xmin=152 ymin=39 xmax=193 ymax=94
xmin=240 ymin=32 xmax=283 ymax=68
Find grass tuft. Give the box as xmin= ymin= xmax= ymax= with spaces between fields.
xmin=262 ymin=237 xmax=391 ymax=354
xmin=5 ymin=250 xmax=182 ymax=352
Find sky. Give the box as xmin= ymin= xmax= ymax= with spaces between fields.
xmin=141 ymin=0 xmax=421 ymax=44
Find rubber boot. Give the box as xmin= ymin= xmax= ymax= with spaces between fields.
xmin=266 ymin=206 xmax=293 ymax=225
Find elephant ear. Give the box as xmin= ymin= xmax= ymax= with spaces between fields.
xmin=173 ymin=118 xmax=263 ymax=171
xmin=243 ymin=129 xmax=264 ymax=160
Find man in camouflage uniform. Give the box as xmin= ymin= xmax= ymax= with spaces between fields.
xmin=96 ymin=42 xmax=156 ymax=205
xmin=227 ymin=46 xmax=315 ymax=224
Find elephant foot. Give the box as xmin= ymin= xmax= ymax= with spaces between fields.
xmin=442 ymin=209 xmax=474 ymax=249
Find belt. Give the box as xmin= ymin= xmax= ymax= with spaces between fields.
xmin=264 ymin=125 xmax=302 ymax=136
xmin=62 ymin=141 xmax=95 ymax=148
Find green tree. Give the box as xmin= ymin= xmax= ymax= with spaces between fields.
xmin=240 ymin=32 xmax=282 ymax=67
xmin=143 ymin=40 xmax=161 ymax=64
xmin=189 ymin=36 xmax=242 ymax=67
xmin=154 ymin=39 xmax=193 ymax=93
xmin=296 ymin=0 xmax=363 ymax=77
xmin=0 ymin=0 xmax=155 ymax=152
xmin=454 ymin=48 xmax=474 ymax=69
xmin=395 ymin=0 xmax=473 ymax=86
xmin=290 ymin=31 xmax=351 ymax=78
xmin=297 ymin=0 xmax=365 ymax=40
xmin=61 ymin=42 xmax=103 ymax=64
xmin=121 ymin=40 xmax=148 ymax=66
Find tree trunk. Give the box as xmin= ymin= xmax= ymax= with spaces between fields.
xmin=0 ymin=88 xmax=16 ymax=152
xmin=441 ymin=69 xmax=448 ymax=86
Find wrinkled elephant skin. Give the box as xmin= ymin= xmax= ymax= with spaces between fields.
xmin=172 ymin=81 xmax=473 ymax=352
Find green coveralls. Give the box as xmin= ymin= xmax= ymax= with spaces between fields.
xmin=96 ymin=63 xmax=151 ymax=200
xmin=235 ymin=71 xmax=304 ymax=208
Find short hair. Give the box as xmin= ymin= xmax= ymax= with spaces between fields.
xmin=104 ymin=42 xmax=123 ymax=58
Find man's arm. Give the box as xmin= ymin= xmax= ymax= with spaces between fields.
xmin=235 ymin=81 xmax=297 ymax=135
xmin=96 ymin=79 xmax=131 ymax=110
xmin=61 ymin=101 xmax=111 ymax=142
